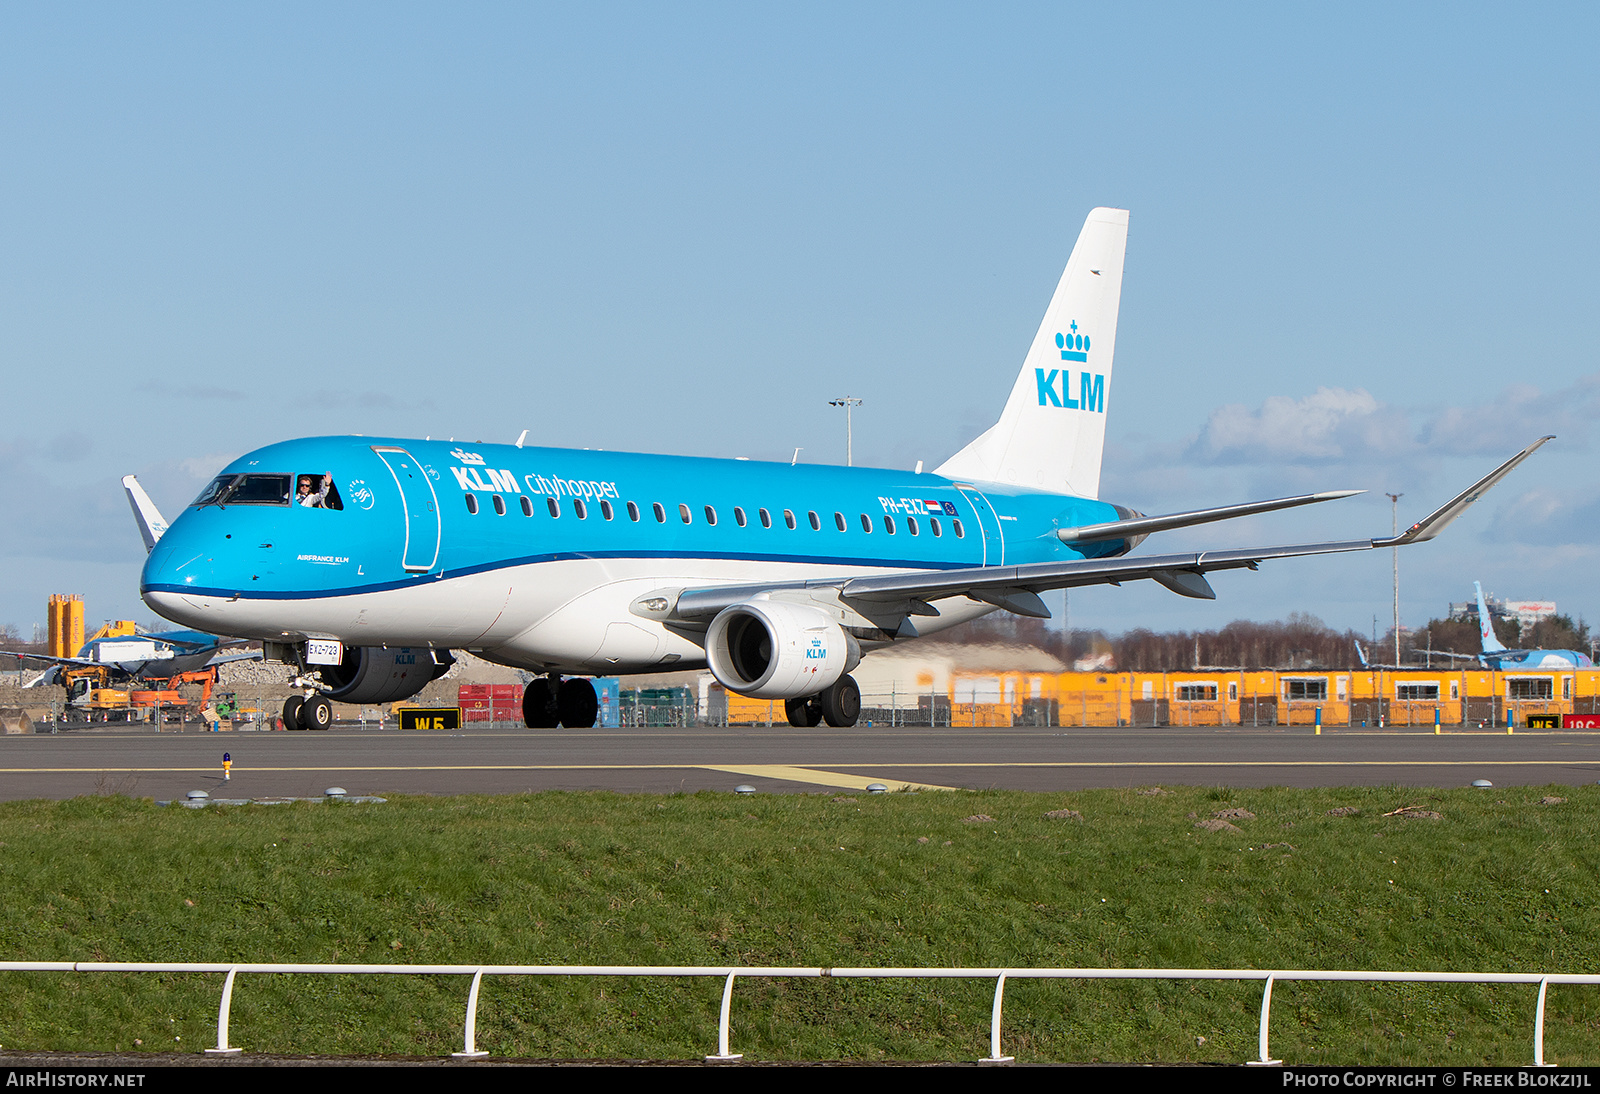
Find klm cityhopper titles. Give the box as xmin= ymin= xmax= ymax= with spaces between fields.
xmin=129 ymin=208 xmax=1550 ymax=730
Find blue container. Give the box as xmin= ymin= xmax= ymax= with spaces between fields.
xmin=592 ymin=677 xmax=621 ymax=728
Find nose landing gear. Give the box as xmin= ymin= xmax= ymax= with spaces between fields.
xmin=281 ymin=693 xmax=333 ymax=731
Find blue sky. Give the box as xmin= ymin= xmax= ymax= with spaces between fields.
xmin=1 ymin=3 xmax=1595 ymax=640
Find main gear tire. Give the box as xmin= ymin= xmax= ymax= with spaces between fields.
xmin=785 ymin=696 xmax=823 ymax=727
xmin=522 ymin=678 xmax=559 ymax=728
xmin=820 ymin=674 xmax=861 ymax=728
xmin=282 ymin=695 xmax=305 ymax=731
xmin=558 ymin=678 xmax=599 ymax=729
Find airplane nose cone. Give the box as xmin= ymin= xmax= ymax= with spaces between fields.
xmin=139 ymin=521 xmax=220 ymax=630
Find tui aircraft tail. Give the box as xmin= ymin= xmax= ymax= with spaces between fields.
xmin=935 ymin=207 xmax=1129 ymax=498
xmin=1475 ymin=581 xmax=1508 ymax=653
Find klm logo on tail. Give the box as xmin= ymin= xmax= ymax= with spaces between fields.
xmin=1035 ymin=322 xmax=1105 ymax=412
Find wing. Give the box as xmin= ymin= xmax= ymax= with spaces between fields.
xmin=203 ymin=649 xmax=263 ymax=667
xmin=654 ymin=438 xmax=1551 ymax=627
xmin=7 ymin=652 xmax=106 ymax=670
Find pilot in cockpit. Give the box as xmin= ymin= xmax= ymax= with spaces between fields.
xmin=298 ymin=474 xmax=337 ymax=509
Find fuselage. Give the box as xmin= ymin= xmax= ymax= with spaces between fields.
xmin=1481 ymin=649 xmax=1594 ymax=670
xmin=139 ymin=436 xmax=1130 ymax=674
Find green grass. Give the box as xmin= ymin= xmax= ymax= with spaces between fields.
xmin=0 ymin=785 xmax=1597 ymax=1063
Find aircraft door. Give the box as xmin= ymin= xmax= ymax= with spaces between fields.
xmin=953 ymin=485 xmax=1004 ymax=566
xmin=372 ymin=447 xmax=441 ymax=572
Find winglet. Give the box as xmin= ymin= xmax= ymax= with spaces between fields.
xmin=1373 ymin=437 xmax=1553 ymax=547
xmin=121 ymin=475 xmax=169 ymax=553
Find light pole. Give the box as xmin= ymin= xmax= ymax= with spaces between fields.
xmin=1386 ymin=492 xmax=1403 ymax=667
xmin=828 ymin=397 xmax=863 ymax=466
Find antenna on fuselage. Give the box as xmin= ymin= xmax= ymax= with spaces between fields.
xmin=515 ymin=429 xmax=528 ymax=448
xmin=791 ymin=448 xmax=803 ymax=466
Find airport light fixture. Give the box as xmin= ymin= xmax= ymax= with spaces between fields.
xmin=828 ymin=396 xmax=863 ymax=467
xmin=1386 ymin=493 xmax=1403 ymax=666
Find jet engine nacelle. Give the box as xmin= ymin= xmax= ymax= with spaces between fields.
xmin=704 ymin=601 xmax=860 ymax=700
xmin=316 ymin=647 xmax=454 ymax=704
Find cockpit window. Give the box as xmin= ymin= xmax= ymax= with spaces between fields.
xmin=192 ymin=473 xmax=294 ymax=508
xmin=192 ymin=475 xmax=236 ymax=507
xmin=295 ymin=474 xmax=343 ymax=510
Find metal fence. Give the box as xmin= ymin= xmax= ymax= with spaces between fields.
xmin=2 ymin=961 xmax=1592 ymax=1064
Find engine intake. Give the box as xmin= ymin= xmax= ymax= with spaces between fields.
xmin=317 ymin=647 xmax=453 ymax=704
xmin=705 ymin=601 xmax=859 ymax=700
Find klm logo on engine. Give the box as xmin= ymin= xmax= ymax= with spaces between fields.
xmin=1035 ymin=321 xmax=1104 ymax=412
xmin=805 ymin=638 xmax=827 ymax=660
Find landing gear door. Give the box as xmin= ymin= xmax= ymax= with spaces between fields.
xmin=372 ymin=447 xmax=441 ymax=573
xmin=953 ymin=484 xmax=1004 ymax=566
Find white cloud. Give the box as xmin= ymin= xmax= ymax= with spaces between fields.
xmin=1188 ymin=386 xmax=1409 ymax=464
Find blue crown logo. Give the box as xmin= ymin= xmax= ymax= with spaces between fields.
xmin=1055 ymin=321 xmax=1089 ymax=363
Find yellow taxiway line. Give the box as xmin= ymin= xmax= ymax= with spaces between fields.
xmin=700 ymin=764 xmax=958 ymax=791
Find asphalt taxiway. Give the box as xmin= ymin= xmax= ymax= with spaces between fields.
xmin=0 ymin=723 xmax=1597 ymax=800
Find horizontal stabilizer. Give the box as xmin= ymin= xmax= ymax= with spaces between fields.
xmin=1058 ymin=490 xmax=1362 ymax=544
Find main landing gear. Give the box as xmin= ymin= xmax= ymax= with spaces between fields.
xmin=282 ymin=693 xmax=333 ymax=731
xmin=785 ymin=674 xmax=860 ymax=728
xmin=523 ymin=675 xmax=599 ymax=729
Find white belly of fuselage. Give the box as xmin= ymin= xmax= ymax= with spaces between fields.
xmin=143 ymin=557 xmax=992 ymax=677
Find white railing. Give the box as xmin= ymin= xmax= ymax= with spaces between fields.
xmin=1 ymin=962 xmax=1592 ymax=1064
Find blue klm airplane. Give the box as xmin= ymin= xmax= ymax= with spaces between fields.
xmin=128 ymin=208 xmax=1551 ymax=730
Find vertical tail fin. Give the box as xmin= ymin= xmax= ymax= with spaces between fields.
xmin=1475 ymin=581 xmax=1507 ymax=653
xmin=122 ymin=475 xmax=169 ymax=553
xmin=935 ymin=207 xmax=1128 ymax=497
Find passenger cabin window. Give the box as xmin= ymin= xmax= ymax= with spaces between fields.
xmin=465 ymin=494 xmax=479 ymax=515
xmin=547 ymin=497 xmax=560 ymax=518
xmin=573 ymin=499 xmax=587 ymax=519
xmin=295 ymin=474 xmax=343 ymax=509
xmin=952 ymin=519 xmax=964 ymax=538
xmin=520 ymin=496 xmax=533 ymax=517
xmin=627 ymin=501 xmax=640 ymax=521
xmin=759 ymin=508 xmax=772 ymax=528
xmin=808 ymin=511 xmax=820 ymax=531
xmin=834 ymin=512 xmax=846 ymax=531
xmin=783 ymin=509 xmax=796 ymax=530
xmin=859 ymin=513 xmax=873 ymax=533
xmin=734 ymin=507 xmax=747 ymax=527
xmin=884 ymin=515 xmax=896 ymax=535
xmin=930 ymin=516 xmax=942 ymax=537
xmin=600 ymin=500 xmax=614 ymax=520
xmin=679 ymin=503 xmax=692 ymax=524
xmin=653 ymin=503 xmax=666 ymax=523
xmin=907 ymin=516 xmax=919 ymax=536
xmin=705 ymin=505 xmax=717 ymax=526
xmin=492 ymin=494 xmax=506 ymax=516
